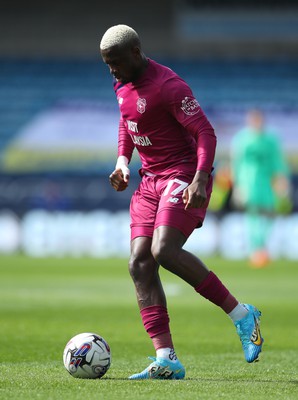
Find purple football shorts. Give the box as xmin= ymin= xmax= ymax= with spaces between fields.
xmin=130 ymin=171 xmax=213 ymax=241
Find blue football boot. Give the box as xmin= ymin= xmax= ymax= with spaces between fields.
xmin=128 ymin=356 xmax=185 ymax=380
xmin=234 ymin=304 xmax=264 ymax=363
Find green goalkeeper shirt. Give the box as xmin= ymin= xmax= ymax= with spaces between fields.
xmin=231 ymin=127 xmax=288 ymax=209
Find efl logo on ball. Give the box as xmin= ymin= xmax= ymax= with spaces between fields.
xmin=63 ymin=332 xmax=111 ymax=379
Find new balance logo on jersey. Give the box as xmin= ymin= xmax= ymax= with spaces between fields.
xmin=130 ymin=134 xmax=152 ymax=147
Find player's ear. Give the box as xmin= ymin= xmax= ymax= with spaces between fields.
xmin=131 ymin=45 xmax=141 ymax=58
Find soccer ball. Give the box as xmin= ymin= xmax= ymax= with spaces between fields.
xmin=63 ymin=332 xmax=111 ymax=379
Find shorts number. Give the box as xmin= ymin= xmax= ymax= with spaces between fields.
xmin=163 ymin=178 xmax=188 ymax=196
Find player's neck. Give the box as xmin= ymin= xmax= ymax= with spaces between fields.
xmin=133 ymin=56 xmax=149 ymax=83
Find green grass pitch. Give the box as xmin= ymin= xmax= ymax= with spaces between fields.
xmin=0 ymin=255 xmax=297 ymax=399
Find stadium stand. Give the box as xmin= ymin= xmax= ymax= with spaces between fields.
xmin=1 ymin=58 xmax=298 ymax=153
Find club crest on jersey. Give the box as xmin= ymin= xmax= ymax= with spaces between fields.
xmin=181 ymin=96 xmax=200 ymax=116
xmin=137 ymin=98 xmax=147 ymax=114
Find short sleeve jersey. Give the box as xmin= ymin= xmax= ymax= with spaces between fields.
xmin=114 ymin=59 xmax=216 ymax=176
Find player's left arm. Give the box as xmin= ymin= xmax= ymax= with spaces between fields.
xmin=163 ymin=78 xmax=217 ymax=209
xmin=184 ymin=117 xmax=216 ymax=209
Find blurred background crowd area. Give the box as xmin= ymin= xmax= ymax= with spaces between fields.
xmin=0 ymin=0 xmax=298 ymax=258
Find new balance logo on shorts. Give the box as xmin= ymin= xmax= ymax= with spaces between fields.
xmin=167 ymin=197 xmax=179 ymax=203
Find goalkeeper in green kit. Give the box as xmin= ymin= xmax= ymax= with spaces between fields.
xmin=231 ymin=109 xmax=290 ymax=267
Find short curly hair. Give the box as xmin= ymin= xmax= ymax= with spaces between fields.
xmin=100 ymin=24 xmax=140 ymax=50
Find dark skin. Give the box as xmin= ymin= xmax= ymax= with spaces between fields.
xmin=101 ymin=41 xmax=210 ymax=310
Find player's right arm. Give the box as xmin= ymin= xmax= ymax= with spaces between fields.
xmin=109 ymin=118 xmax=134 ymax=192
xmin=109 ymin=156 xmax=130 ymax=191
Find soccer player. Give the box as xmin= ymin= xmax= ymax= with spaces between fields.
xmin=231 ymin=109 xmax=290 ymax=267
xmin=99 ymin=24 xmax=264 ymax=380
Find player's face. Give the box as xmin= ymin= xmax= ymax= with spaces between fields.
xmin=101 ymin=45 xmax=142 ymax=84
xmin=247 ymin=110 xmax=264 ymax=133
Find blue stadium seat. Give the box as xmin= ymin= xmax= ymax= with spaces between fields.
xmin=0 ymin=58 xmax=297 ymax=152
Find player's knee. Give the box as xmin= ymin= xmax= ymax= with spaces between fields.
xmin=128 ymin=252 xmax=157 ymax=283
xmin=151 ymin=240 xmax=177 ymax=269
xmin=128 ymin=254 xmax=141 ymax=282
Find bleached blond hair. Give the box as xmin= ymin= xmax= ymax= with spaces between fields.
xmin=100 ymin=24 xmax=140 ymax=50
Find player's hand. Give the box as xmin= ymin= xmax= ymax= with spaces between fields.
xmin=109 ymin=166 xmax=130 ymax=192
xmin=182 ymin=170 xmax=209 ymax=209
xmin=182 ymin=182 xmax=207 ymax=209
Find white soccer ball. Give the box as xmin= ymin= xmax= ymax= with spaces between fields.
xmin=63 ymin=332 xmax=111 ymax=379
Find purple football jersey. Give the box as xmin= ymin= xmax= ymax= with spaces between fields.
xmin=114 ymin=59 xmax=216 ymax=176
